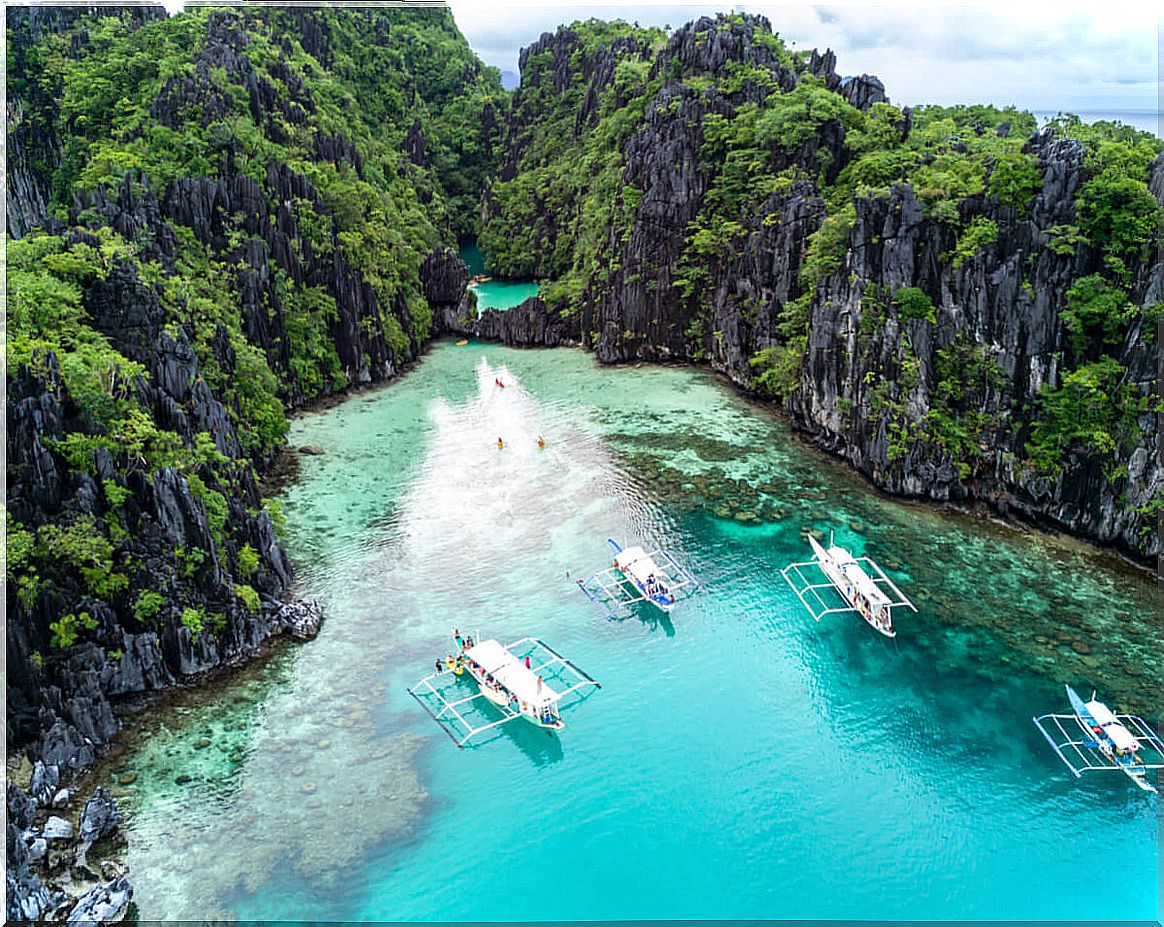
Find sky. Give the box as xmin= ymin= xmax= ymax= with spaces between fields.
xmin=152 ymin=0 xmax=1160 ymax=128
xmin=445 ymin=0 xmax=1161 ymax=121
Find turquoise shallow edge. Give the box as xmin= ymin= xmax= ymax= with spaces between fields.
xmin=108 ymin=343 xmax=1160 ymax=920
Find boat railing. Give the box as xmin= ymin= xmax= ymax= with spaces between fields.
xmin=408 ymin=636 xmax=600 ymax=749
xmin=579 ymin=544 xmax=698 ymax=619
xmin=1033 ymin=709 xmax=1164 ymax=790
xmin=782 ymin=549 xmax=916 ymax=623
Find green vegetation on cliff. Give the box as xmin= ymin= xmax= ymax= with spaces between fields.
xmin=476 ymin=14 xmax=1162 ymax=493
xmin=6 ymin=7 xmax=502 ymax=666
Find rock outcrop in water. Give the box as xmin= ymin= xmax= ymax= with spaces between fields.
xmin=477 ymin=14 xmax=1163 ymax=563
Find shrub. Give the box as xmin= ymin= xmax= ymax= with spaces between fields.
xmin=236 ymin=543 xmax=260 ymax=578
xmin=102 ymin=479 xmax=132 ymax=508
xmin=1076 ymin=172 xmax=1161 ymax=271
xmin=950 ymin=217 xmax=998 ymax=269
xmin=892 ymin=287 xmax=937 ymax=323
xmin=180 ymin=606 xmax=205 ymax=639
xmin=50 ymin=611 xmax=98 ymax=649
xmin=133 ymin=590 xmax=166 ymax=624
xmin=1061 ymin=275 xmax=1135 ymax=356
xmin=234 ymin=583 xmax=261 ymax=615
xmin=988 ymin=152 xmax=1041 ymax=208
xmin=36 ymin=517 xmax=127 ymax=600
xmin=1026 ymin=357 xmax=1146 ymax=476
xmin=748 ymin=339 xmax=806 ymax=400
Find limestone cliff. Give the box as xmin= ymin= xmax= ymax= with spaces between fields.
xmin=476 ymin=14 xmax=1162 ymax=562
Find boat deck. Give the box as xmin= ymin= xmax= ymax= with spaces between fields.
xmin=781 ymin=546 xmax=914 ymax=623
xmin=408 ymin=637 xmax=600 ymax=748
xmin=578 ymin=541 xmax=699 ymax=620
xmin=1033 ymin=710 xmax=1164 ymax=792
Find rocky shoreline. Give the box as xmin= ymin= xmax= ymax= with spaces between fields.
xmin=427 ymin=251 xmax=1160 ymax=574
xmin=5 ymin=600 xmax=323 ymax=922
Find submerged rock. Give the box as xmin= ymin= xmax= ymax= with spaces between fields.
xmin=298 ymin=444 xmax=325 ymax=455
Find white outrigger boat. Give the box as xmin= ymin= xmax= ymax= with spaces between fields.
xmin=1033 ymin=685 xmax=1163 ymax=794
xmin=408 ymin=635 xmax=600 ymax=748
xmin=577 ymin=538 xmax=698 ymax=620
xmin=781 ymin=531 xmax=916 ymax=637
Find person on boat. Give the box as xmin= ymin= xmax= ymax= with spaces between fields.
xmin=536 ymin=675 xmax=543 ymax=693
xmin=497 ymin=437 xmax=504 ymax=449
xmin=537 ymin=435 xmax=545 ymax=449
xmin=525 ymin=656 xmax=532 ymax=669
xmin=465 ymin=635 xmax=474 ymax=649
xmin=435 ymin=658 xmax=443 ymax=674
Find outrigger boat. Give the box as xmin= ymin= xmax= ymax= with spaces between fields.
xmin=408 ymin=634 xmax=600 ymax=748
xmin=1033 ymin=685 xmax=1163 ymax=794
xmin=577 ymin=539 xmax=698 ymax=620
xmin=781 ymin=531 xmax=916 ymax=637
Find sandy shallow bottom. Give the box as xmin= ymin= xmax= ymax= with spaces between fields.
xmin=110 ymin=342 xmax=1159 ymax=920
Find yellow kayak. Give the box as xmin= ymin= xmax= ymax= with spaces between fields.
xmin=456 ymin=339 xmax=469 ymax=346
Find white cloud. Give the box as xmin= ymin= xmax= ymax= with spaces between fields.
xmin=447 ymin=0 xmax=1160 ymax=116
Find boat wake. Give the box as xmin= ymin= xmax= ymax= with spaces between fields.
xmin=370 ymin=357 xmax=673 ymax=639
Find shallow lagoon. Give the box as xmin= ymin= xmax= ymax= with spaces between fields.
xmin=110 ymin=341 xmax=1159 ymax=919
xmin=459 ymin=242 xmax=540 ymax=311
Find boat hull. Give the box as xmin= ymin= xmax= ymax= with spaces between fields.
xmin=478 ymin=682 xmax=510 ymax=709
xmin=1065 ymin=685 xmax=1155 ymax=793
xmin=520 ymin=712 xmax=564 ymax=731
xmin=477 ymin=679 xmax=563 ymax=730
xmin=809 ymin=537 xmax=895 ymax=637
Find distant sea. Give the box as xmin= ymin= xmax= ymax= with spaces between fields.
xmin=1032 ymin=109 xmax=1161 ymax=138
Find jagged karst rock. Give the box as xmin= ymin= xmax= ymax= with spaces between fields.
xmin=473 ymin=16 xmax=1160 ymax=563
xmin=421 ymin=246 xmax=470 ymax=309
xmin=277 ymin=599 xmax=325 ymax=641
xmin=6 ymin=785 xmax=53 ymax=921
xmin=29 ymin=761 xmax=61 ymax=806
xmin=42 ymin=816 xmax=74 ymax=840
xmin=65 ymin=875 xmax=133 ymax=925
xmin=79 ymin=788 xmax=123 ymax=845
xmin=839 ymin=73 xmax=888 ymax=111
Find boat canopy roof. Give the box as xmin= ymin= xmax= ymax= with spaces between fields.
xmin=828 ymin=545 xmax=891 ymax=609
xmin=1085 ymin=699 xmax=1138 ymax=751
xmin=614 ymin=546 xmax=665 ymax=586
xmin=464 ymin=638 xmax=559 ymax=708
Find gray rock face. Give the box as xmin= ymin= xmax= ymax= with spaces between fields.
xmin=839 ymin=74 xmax=888 ymax=111
xmin=421 ymin=246 xmax=470 ymax=308
xmin=66 ymin=875 xmax=133 ymax=925
xmin=277 ymin=599 xmax=326 ymax=641
xmin=79 ymin=788 xmax=123 ymax=844
xmin=29 ymin=761 xmax=60 ymax=806
xmin=42 ymin=816 xmax=74 ymax=840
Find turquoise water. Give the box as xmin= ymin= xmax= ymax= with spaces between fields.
xmin=459 ymin=242 xmax=540 ymax=311
xmin=110 ymin=342 xmax=1159 ymax=919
